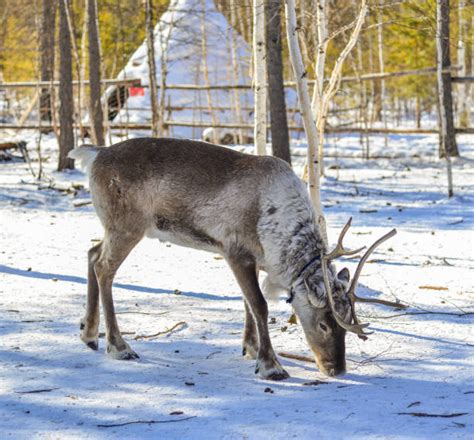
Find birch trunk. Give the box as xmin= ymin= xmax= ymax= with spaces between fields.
xmin=377 ymin=0 xmax=388 ymax=148
xmin=158 ymin=4 xmax=174 ymax=137
xmin=201 ymin=0 xmax=219 ymax=143
xmin=253 ymin=0 xmax=267 ymax=155
xmin=311 ymin=0 xmax=327 ymax=116
xmin=316 ymin=1 xmax=368 ymax=174
xmin=284 ymin=0 xmax=327 ymax=244
xmin=311 ymin=0 xmax=327 ymax=173
xmin=88 ymin=0 xmax=104 ymax=145
xmin=145 ymin=0 xmax=160 ymax=137
xmin=436 ymin=0 xmax=454 ymax=196
xmin=457 ymin=0 xmax=469 ymax=127
xmin=436 ymin=0 xmax=458 ymax=159
xmin=63 ymin=0 xmax=83 ymax=145
xmin=230 ymin=0 xmax=244 ymax=144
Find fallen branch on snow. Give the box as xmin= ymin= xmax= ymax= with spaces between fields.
xmin=397 ymin=412 xmax=468 ymax=418
xmin=15 ymin=388 xmax=59 ymax=394
xmin=134 ymin=321 xmax=187 ymax=340
xmin=97 ymin=416 xmax=196 ymax=428
xmin=360 ymin=310 xmax=474 ymax=319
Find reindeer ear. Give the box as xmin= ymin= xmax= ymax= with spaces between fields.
xmin=304 ymin=279 xmax=326 ymax=308
xmin=337 ymin=267 xmax=350 ymax=289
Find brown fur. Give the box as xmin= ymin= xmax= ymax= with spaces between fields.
xmin=78 ymin=138 xmax=293 ymax=378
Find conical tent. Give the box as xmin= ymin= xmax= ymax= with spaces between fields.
xmin=106 ymin=0 xmax=254 ymax=139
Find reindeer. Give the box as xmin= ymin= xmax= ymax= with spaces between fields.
xmin=69 ymin=138 xmax=403 ymax=380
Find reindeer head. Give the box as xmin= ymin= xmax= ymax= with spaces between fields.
xmin=291 ymin=218 xmax=404 ymax=377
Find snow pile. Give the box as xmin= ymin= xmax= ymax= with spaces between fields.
xmin=109 ymin=0 xmax=251 ymax=139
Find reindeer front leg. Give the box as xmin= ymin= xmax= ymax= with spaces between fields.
xmin=228 ymin=256 xmax=289 ymax=381
xmin=242 ymin=300 xmax=258 ymax=359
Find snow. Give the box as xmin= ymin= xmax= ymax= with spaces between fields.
xmin=0 ymin=133 xmax=473 ymax=439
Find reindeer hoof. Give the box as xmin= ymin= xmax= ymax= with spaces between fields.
xmin=87 ymin=341 xmax=99 ymax=351
xmin=106 ymin=342 xmax=140 ymax=360
xmin=265 ymin=370 xmax=290 ymax=381
xmin=255 ymin=359 xmax=290 ymax=381
xmin=80 ymin=318 xmax=99 ymax=351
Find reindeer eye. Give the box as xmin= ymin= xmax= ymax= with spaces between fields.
xmin=319 ymin=323 xmax=328 ymax=332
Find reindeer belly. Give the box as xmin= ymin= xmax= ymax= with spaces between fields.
xmin=145 ymin=214 xmax=222 ymax=253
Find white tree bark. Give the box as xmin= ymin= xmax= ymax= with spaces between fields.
xmin=316 ymin=1 xmax=368 ymax=175
xmin=201 ymin=0 xmax=219 ymax=143
xmin=457 ymin=0 xmax=469 ymax=127
xmin=436 ymin=0 xmax=454 ymax=197
xmin=145 ymin=0 xmax=160 ymax=137
xmin=377 ymin=0 xmax=388 ymax=148
xmin=311 ymin=0 xmax=327 ymax=116
xmin=284 ymin=0 xmax=327 ymax=244
xmin=253 ymin=0 xmax=267 ymax=155
xmin=229 ymin=0 xmax=244 ymax=144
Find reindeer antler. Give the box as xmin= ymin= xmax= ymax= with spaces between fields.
xmin=322 ymin=218 xmax=406 ymax=340
xmin=325 ymin=217 xmax=365 ymax=260
xmin=347 ymin=228 xmax=407 ymax=310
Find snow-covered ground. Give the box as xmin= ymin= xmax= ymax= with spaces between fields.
xmin=0 ymin=133 xmax=473 ymax=439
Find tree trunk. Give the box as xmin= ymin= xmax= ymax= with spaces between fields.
xmin=284 ymin=0 xmax=327 ymax=244
xmin=265 ymin=0 xmax=290 ymax=164
xmin=145 ymin=0 xmax=160 ymax=137
xmin=39 ymin=0 xmax=57 ymax=123
xmin=253 ymin=0 xmax=267 ymax=155
xmin=457 ymin=0 xmax=469 ymax=127
xmin=311 ymin=0 xmax=327 ymax=116
xmin=58 ymin=0 xmax=74 ymax=171
xmin=436 ymin=0 xmax=459 ymax=158
xmin=377 ymin=0 xmax=388 ymax=148
xmin=436 ymin=0 xmax=454 ymax=197
xmin=88 ymin=0 xmax=104 ymax=145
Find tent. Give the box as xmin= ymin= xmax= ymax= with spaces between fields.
xmin=106 ymin=0 xmax=254 ymax=140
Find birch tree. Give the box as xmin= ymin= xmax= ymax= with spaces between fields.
xmin=457 ymin=0 xmax=469 ymax=128
xmin=310 ymin=0 xmax=368 ymax=174
xmin=88 ymin=0 xmax=104 ymax=145
xmin=310 ymin=0 xmax=327 ymax=119
xmin=284 ymin=0 xmax=327 ymax=243
xmin=253 ymin=0 xmax=267 ymax=155
xmin=436 ymin=0 xmax=458 ymax=159
xmin=377 ymin=0 xmax=388 ymax=148
xmin=436 ymin=0 xmax=454 ymax=197
xmin=145 ymin=0 xmax=160 ymax=137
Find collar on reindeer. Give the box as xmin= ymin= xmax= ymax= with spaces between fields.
xmin=287 ymin=254 xmax=321 ymax=304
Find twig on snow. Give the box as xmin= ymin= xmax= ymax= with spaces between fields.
xmin=134 ymin=321 xmax=187 ymax=340
xmin=397 ymin=412 xmax=468 ymax=418
xmin=360 ymin=310 xmax=474 ymax=319
xmin=16 ymin=388 xmax=59 ymax=394
xmin=97 ymin=416 xmax=197 ymax=428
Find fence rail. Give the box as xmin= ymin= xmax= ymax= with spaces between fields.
xmin=1 ymin=123 xmax=472 ymax=135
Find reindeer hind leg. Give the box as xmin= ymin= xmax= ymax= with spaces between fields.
xmin=80 ymin=241 xmax=103 ymax=350
xmin=94 ymin=228 xmax=143 ymax=360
